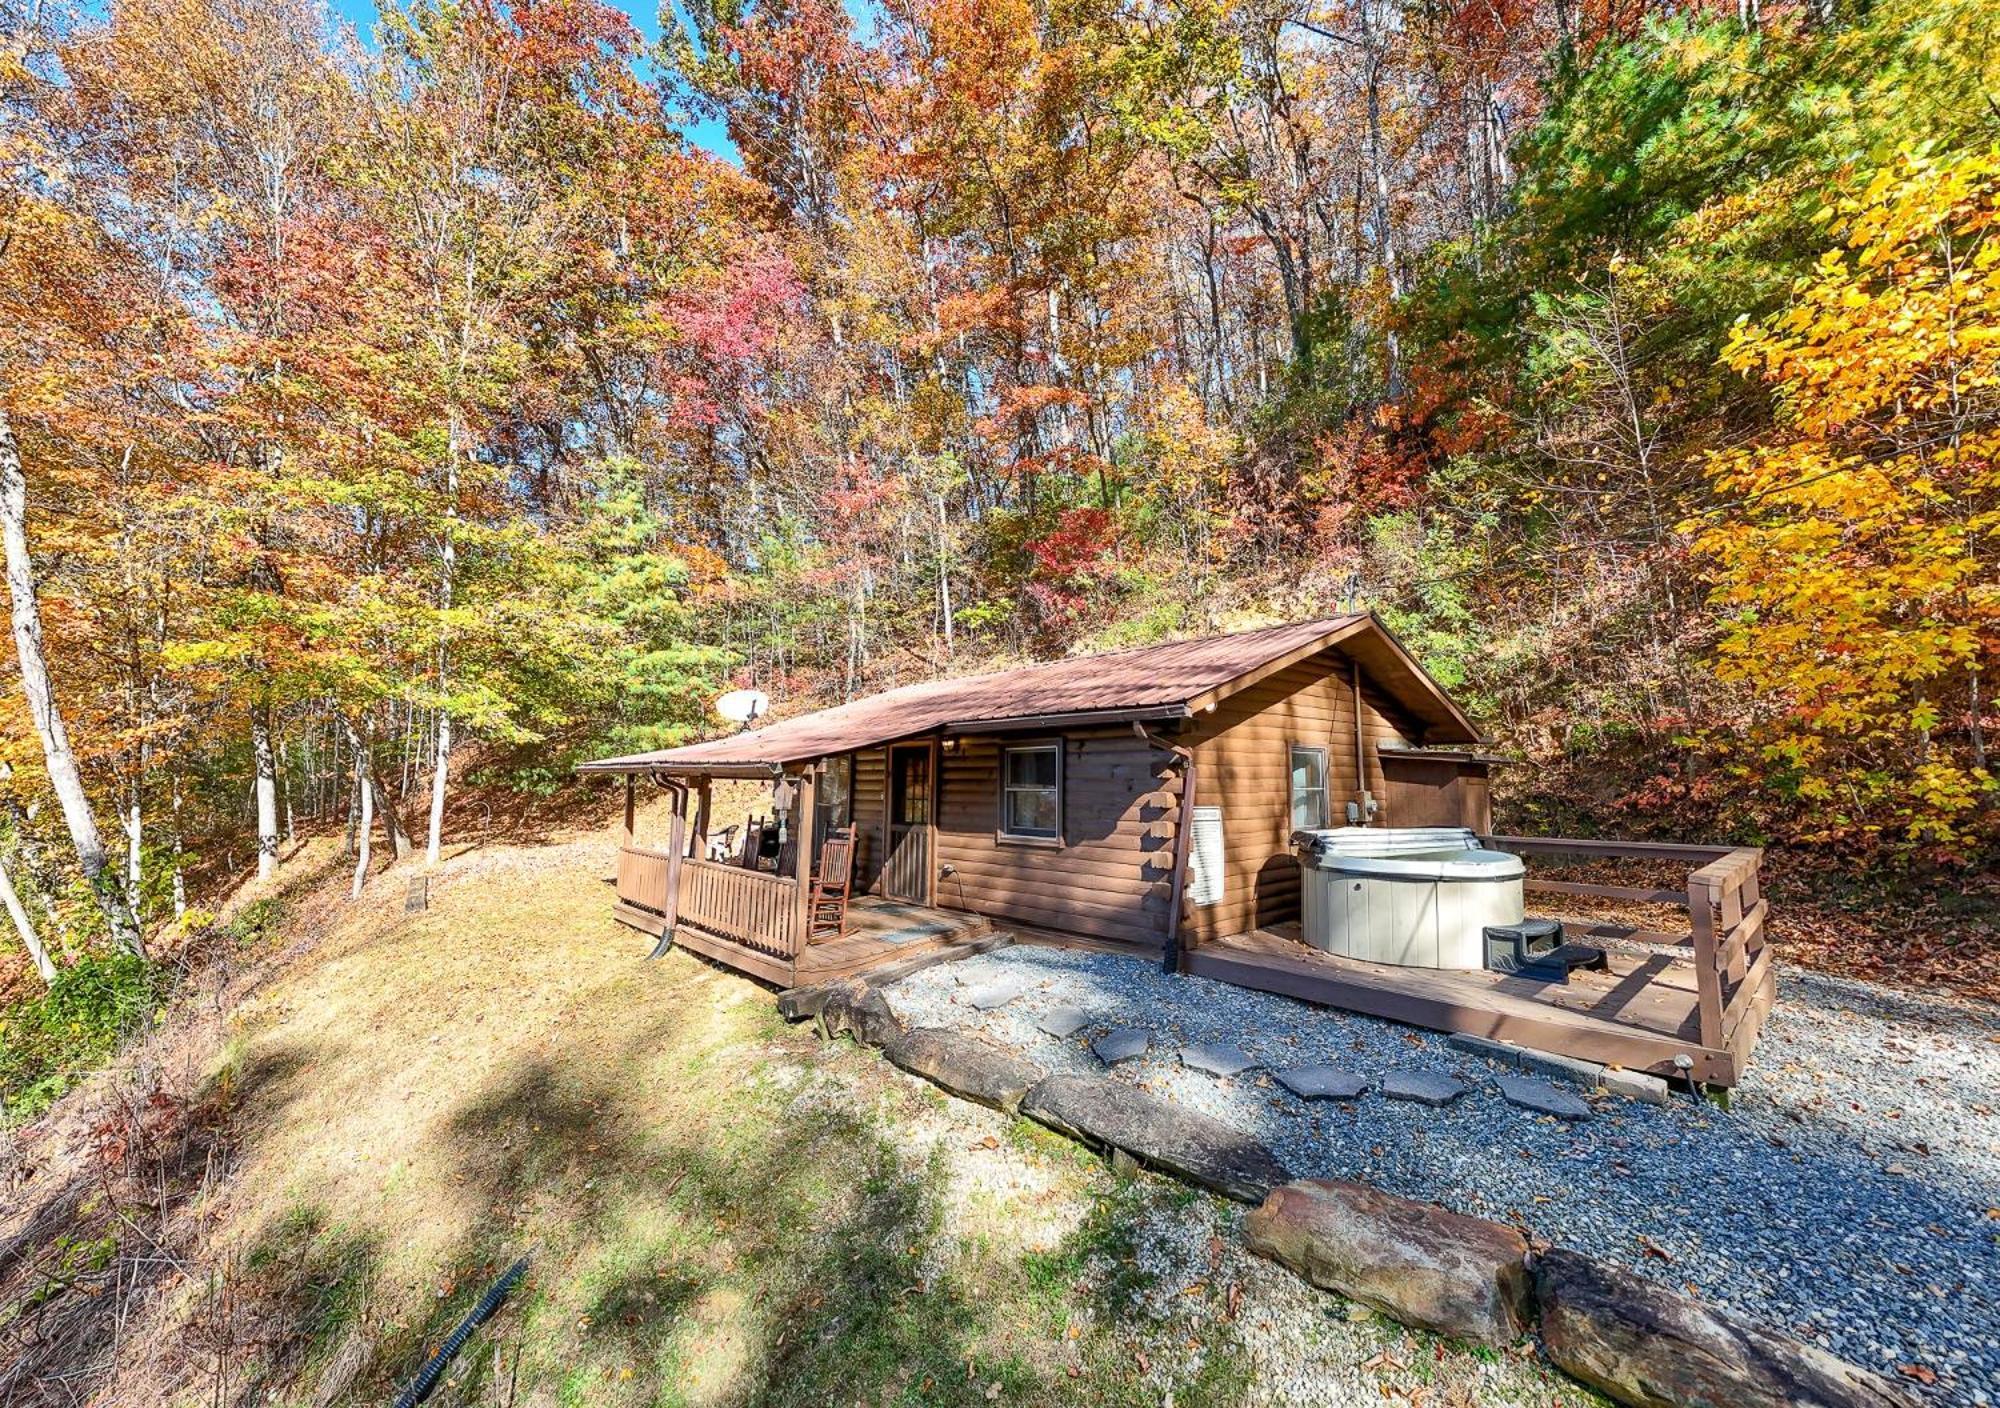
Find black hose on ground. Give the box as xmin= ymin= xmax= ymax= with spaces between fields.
xmin=392 ymin=1256 xmax=529 ymax=1408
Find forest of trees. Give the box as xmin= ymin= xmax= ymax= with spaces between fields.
xmin=0 ymin=0 xmax=1994 ymax=998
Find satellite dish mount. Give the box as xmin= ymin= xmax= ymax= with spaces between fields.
xmin=715 ymin=688 xmax=770 ymax=732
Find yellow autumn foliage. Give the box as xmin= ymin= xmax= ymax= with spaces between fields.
xmin=1696 ymin=149 xmax=2000 ymax=847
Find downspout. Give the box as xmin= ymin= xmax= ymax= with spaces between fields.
xmin=1352 ymin=658 xmax=1374 ymax=825
xmin=647 ymin=773 xmax=690 ymax=959
xmin=1135 ymin=723 xmax=1197 ymax=976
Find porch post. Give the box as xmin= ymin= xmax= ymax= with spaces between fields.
xmin=621 ymin=773 xmax=636 ymax=847
xmin=792 ymin=766 xmax=818 ymax=954
xmin=692 ymin=776 xmax=712 ymax=859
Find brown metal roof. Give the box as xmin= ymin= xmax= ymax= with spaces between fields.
xmin=578 ymin=613 xmax=1480 ymax=774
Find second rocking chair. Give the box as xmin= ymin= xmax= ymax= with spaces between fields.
xmin=807 ymin=826 xmax=856 ymax=943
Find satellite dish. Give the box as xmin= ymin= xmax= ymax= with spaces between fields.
xmin=716 ymin=689 xmax=770 ymax=728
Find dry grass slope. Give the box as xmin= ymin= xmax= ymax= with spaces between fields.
xmin=2 ymin=820 xmax=1601 ymax=1407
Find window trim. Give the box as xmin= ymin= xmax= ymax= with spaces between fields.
xmin=1288 ymin=742 xmax=1330 ymax=833
xmin=997 ymin=739 xmax=1064 ymax=846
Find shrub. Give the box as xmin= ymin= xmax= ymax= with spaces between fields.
xmin=0 ymin=950 xmax=170 ymax=1124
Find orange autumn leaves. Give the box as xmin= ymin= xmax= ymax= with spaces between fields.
xmin=1696 ymin=149 xmax=2000 ymax=848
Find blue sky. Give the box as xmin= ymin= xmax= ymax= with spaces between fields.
xmin=328 ymin=0 xmax=740 ymax=159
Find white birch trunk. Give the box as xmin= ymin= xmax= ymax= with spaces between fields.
xmin=426 ymin=433 xmax=459 ymax=869
xmin=252 ymin=706 xmax=279 ymax=880
xmin=170 ymin=775 xmax=186 ymax=921
xmin=0 ymin=404 xmax=143 ymax=956
xmin=425 ymin=713 xmax=450 ymax=867
xmin=346 ymin=718 xmax=373 ymax=899
xmin=0 ymin=856 xmax=53 ymax=985
xmin=123 ymin=790 xmax=141 ymax=918
xmin=279 ymin=737 xmax=295 ymax=841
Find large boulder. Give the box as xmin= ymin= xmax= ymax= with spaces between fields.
xmin=1536 ymin=1249 xmax=1916 ymax=1408
xmin=817 ymin=981 xmax=905 ymax=1048
xmin=1020 ymin=1074 xmax=1290 ymax=1203
xmin=1244 ymin=1179 xmax=1532 ymax=1347
xmin=884 ymin=1028 xmax=1046 ymax=1113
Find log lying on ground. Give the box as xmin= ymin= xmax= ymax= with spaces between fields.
xmin=1535 ymin=1248 xmax=1916 ymax=1408
xmin=1244 ymin=1178 xmax=1533 ymax=1347
xmin=883 ymin=1027 xmax=1046 ymax=1113
xmin=1021 ymin=1073 xmax=1290 ymax=1204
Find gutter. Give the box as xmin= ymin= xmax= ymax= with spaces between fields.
xmin=574 ymin=759 xmax=785 ymax=780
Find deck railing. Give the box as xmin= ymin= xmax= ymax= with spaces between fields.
xmin=1481 ymin=835 xmax=1773 ymax=1053
xmin=675 ymin=859 xmax=802 ymax=959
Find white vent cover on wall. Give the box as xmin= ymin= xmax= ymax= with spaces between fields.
xmin=1186 ymin=805 xmax=1225 ymax=908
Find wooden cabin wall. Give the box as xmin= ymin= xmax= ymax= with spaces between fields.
xmin=1183 ymin=647 xmax=1428 ymax=940
xmin=852 ymin=747 xmax=888 ymax=894
xmin=935 ymin=725 xmax=1177 ymax=946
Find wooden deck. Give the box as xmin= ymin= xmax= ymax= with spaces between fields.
xmin=1187 ymin=924 xmax=1774 ymax=1086
xmin=616 ymin=888 xmax=998 ymax=988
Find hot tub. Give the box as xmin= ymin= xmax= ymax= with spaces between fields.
xmin=1292 ymin=827 xmax=1524 ymax=969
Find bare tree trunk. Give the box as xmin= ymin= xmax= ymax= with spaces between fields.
xmin=279 ymin=737 xmax=296 ymax=842
xmin=375 ymin=777 xmax=411 ymax=859
xmin=0 ymin=404 xmax=143 ymax=956
xmin=425 ymin=712 xmax=450 ymax=867
xmin=345 ymin=717 xmax=373 ymax=898
xmin=0 ymin=855 xmax=53 ymax=985
xmin=170 ymin=774 xmax=186 ymax=921
xmin=426 ymin=427 xmax=459 ymax=869
xmin=1360 ymin=0 xmax=1404 ymax=397
xmin=934 ymin=490 xmax=953 ymax=660
xmin=252 ymin=705 xmax=279 ymax=880
xmin=122 ymin=785 xmax=142 ymax=918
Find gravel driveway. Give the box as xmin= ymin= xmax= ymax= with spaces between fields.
xmin=882 ymin=944 xmax=2000 ymax=1407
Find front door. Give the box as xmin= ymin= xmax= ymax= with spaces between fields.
xmin=884 ymin=744 xmax=934 ymax=902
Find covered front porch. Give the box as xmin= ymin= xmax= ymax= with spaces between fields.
xmin=600 ymin=759 xmax=989 ymax=989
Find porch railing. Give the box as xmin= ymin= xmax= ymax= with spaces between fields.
xmin=676 ymin=859 xmax=802 ymax=959
xmin=1481 ymin=835 xmax=1772 ymax=1053
xmin=616 ymin=844 xmax=679 ymax=914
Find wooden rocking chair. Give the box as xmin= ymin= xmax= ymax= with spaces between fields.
xmin=739 ymin=816 xmax=771 ymax=870
xmin=807 ymin=826 xmax=856 ymax=944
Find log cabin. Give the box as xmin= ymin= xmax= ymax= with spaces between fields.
xmin=580 ymin=615 xmax=1775 ymax=1088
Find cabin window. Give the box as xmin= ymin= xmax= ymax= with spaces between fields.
xmin=814 ymin=754 xmax=853 ymax=847
xmin=1000 ymin=743 xmax=1062 ymax=840
xmin=1289 ymin=744 xmax=1329 ymax=831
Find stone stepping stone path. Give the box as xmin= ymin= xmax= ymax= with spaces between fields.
xmin=1381 ymin=1071 xmax=1468 ymax=1107
xmin=965 ymin=976 xmax=1030 ymax=1010
xmin=1497 ymin=1072 xmax=1591 ymax=1120
xmin=1275 ymin=1066 xmax=1370 ymax=1100
xmin=1036 ymin=1005 xmax=1092 ymax=1039
xmin=1179 ymin=1043 xmax=1258 ymax=1077
xmin=1092 ymin=1028 xmax=1151 ymax=1065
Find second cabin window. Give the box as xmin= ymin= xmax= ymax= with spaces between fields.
xmin=1290 ymin=744 xmax=1329 ymax=831
xmin=1000 ymin=743 xmax=1062 ymax=840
